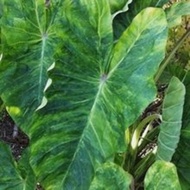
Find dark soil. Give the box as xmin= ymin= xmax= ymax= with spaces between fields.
xmin=0 ymin=109 xmax=44 ymax=190
xmin=0 ymin=110 xmax=29 ymax=160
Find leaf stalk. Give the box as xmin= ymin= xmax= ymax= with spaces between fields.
xmin=155 ymin=27 xmax=190 ymax=82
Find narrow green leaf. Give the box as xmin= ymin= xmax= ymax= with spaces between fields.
xmin=160 ymin=66 xmax=190 ymax=189
xmin=0 ymin=141 xmax=36 ymax=190
xmin=156 ymin=77 xmax=185 ymax=161
xmin=166 ymin=2 xmax=190 ymax=28
xmin=89 ymin=162 xmax=133 ymax=190
xmin=145 ymin=160 xmax=181 ymax=190
xmin=172 ymin=72 xmax=190 ymax=189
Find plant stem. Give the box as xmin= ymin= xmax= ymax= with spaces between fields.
xmin=124 ymin=114 xmax=160 ymax=172
xmin=155 ymin=28 xmax=190 ymax=82
xmin=133 ymin=153 xmax=155 ymax=184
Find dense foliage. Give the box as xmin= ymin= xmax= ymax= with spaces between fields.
xmin=0 ymin=0 xmax=190 ymax=189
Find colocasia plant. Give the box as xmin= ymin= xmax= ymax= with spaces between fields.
xmin=0 ymin=0 xmax=190 ymax=189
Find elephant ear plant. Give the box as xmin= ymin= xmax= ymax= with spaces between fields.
xmin=0 ymin=0 xmax=190 ymax=189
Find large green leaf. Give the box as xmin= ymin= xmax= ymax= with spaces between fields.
xmin=0 ymin=1 xmax=168 ymax=189
xmin=156 ymin=77 xmax=185 ymax=161
xmin=144 ymin=160 xmax=181 ymax=190
xmin=0 ymin=141 xmax=36 ymax=190
xmin=29 ymin=7 xmax=167 ymax=189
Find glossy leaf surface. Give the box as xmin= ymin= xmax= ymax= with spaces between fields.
xmin=156 ymin=77 xmax=185 ymax=161
xmin=145 ymin=160 xmax=181 ymax=190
